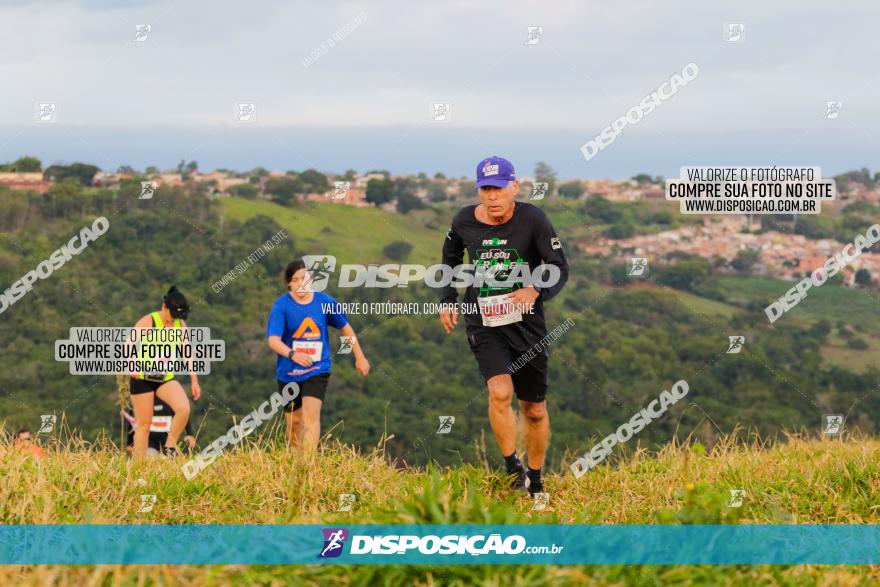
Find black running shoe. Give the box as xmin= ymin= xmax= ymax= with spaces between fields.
xmin=163 ymin=445 xmax=180 ymax=458
xmin=508 ymin=466 xmax=528 ymax=492
xmin=528 ymin=478 xmax=545 ymax=496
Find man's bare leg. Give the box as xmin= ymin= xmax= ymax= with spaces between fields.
xmin=487 ymin=375 xmax=517 ymax=456
xmin=520 ymin=399 xmax=549 ymax=493
xmin=487 ymin=374 xmax=528 ymax=489
xmin=520 ymin=400 xmax=549 ymax=469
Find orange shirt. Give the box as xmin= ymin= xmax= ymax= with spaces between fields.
xmin=19 ymin=444 xmax=44 ymax=459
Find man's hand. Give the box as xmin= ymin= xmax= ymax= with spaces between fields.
xmin=184 ymin=435 xmax=196 ymax=451
xmin=291 ymin=351 xmax=313 ymax=367
xmin=440 ymin=305 xmax=459 ymax=333
xmin=355 ymin=355 xmax=370 ymax=376
xmin=506 ymin=287 xmax=540 ymax=314
xmin=190 ymin=380 xmax=201 ymax=401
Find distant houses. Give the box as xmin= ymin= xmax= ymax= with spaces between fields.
xmin=3 ymin=162 xmax=880 ymax=216
xmin=3 ymin=160 xmax=879 ymax=284
xmin=577 ymin=215 xmax=880 ymax=285
xmin=0 ymin=172 xmax=50 ymax=194
xmin=353 ymin=172 xmax=387 ymax=189
xmin=91 ymin=171 xmax=125 ymax=187
xmin=302 ymin=187 xmax=368 ymax=207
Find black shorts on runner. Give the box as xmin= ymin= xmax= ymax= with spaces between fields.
xmin=278 ymin=373 xmax=330 ymax=413
xmin=466 ymin=326 xmax=548 ymax=403
xmin=130 ymin=377 xmax=169 ymax=395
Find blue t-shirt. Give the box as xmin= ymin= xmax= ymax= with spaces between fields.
xmin=266 ymin=292 xmax=349 ymax=382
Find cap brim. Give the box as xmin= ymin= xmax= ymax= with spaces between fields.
xmin=476 ymin=178 xmax=512 ymax=189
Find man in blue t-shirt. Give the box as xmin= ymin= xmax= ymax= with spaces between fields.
xmin=266 ymin=258 xmax=370 ymax=450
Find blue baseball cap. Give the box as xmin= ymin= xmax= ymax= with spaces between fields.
xmin=475 ymin=156 xmax=516 ymax=189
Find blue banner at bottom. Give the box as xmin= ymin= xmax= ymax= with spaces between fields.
xmin=0 ymin=524 xmax=877 ymax=565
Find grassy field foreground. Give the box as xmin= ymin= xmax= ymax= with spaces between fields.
xmin=1 ymin=435 xmax=880 ymax=585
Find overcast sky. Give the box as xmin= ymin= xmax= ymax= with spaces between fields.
xmin=0 ymin=0 xmax=877 ymax=178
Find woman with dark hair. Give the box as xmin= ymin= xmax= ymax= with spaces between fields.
xmin=266 ymin=259 xmax=370 ymax=450
xmin=129 ymin=285 xmax=201 ymax=460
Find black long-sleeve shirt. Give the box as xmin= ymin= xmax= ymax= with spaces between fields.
xmin=440 ymin=202 xmax=569 ymax=351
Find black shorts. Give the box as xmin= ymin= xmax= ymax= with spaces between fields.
xmin=467 ymin=327 xmax=548 ymax=403
xmin=278 ymin=373 xmax=330 ymax=413
xmin=130 ymin=377 xmax=174 ymax=395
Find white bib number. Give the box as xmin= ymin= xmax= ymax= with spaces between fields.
xmin=149 ymin=415 xmax=172 ymax=433
xmin=478 ymin=294 xmax=523 ymax=327
xmin=292 ymin=340 xmax=323 ymax=358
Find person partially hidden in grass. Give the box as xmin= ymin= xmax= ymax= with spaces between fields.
xmin=122 ymin=397 xmax=196 ymax=458
xmin=266 ymin=258 xmax=370 ymax=451
xmin=14 ymin=428 xmax=44 ymax=459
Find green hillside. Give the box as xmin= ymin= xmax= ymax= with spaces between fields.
xmin=3 ymin=187 xmax=880 ymax=473
xmin=221 ymin=198 xmax=446 ymax=265
xmin=716 ymin=275 xmax=880 ymax=330
xmin=223 ymin=197 xmax=879 ymax=373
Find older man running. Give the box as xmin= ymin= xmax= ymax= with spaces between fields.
xmin=439 ymin=155 xmax=569 ymax=495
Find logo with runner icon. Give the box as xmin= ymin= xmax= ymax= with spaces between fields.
xmin=319 ymin=528 xmax=349 ymax=558
xmin=38 ymin=415 xmax=57 ymax=434
xmin=727 ymin=489 xmax=746 ymax=508
xmin=627 ymin=257 xmax=648 ymax=277
xmin=529 ymin=182 xmax=548 ymax=200
xmin=337 ymin=494 xmax=356 ymax=512
xmin=301 ymin=255 xmax=336 ymax=292
xmin=337 ymin=336 xmax=356 ymax=355
xmin=138 ymin=494 xmax=157 ymax=513
xmin=332 ymin=181 xmax=350 ymax=200
xmin=437 ymin=416 xmax=455 ymax=434
xmin=822 ymin=414 xmax=844 ymax=435
xmin=139 ymin=181 xmax=157 ymax=200
xmin=726 ymin=336 xmax=745 ymax=354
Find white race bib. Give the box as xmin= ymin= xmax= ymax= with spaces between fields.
xmin=478 ymin=294 xmax=523 ymax=327
xmin=292 ymin=340 xmax=323 ymax=358
xmin=149 ymin=415 xmax=172 ymax=433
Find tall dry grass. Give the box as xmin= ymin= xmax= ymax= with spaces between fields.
xmin=1 ymin=430 xmax=879 ymax=585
